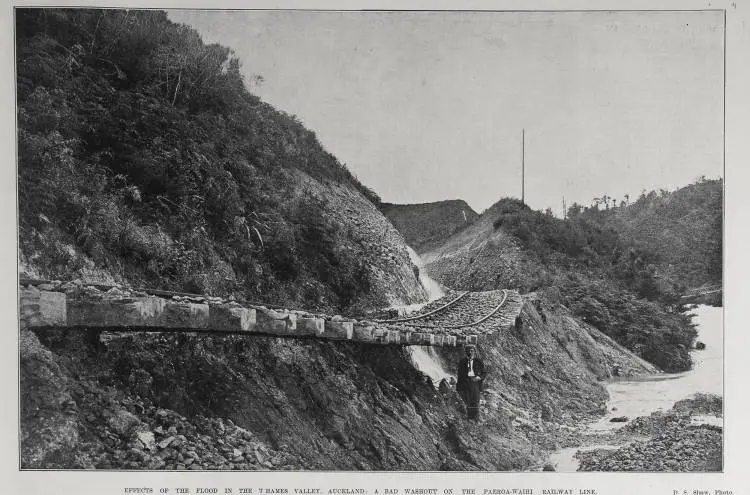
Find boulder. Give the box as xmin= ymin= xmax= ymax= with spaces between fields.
xmin=135 ymin=430 xmax=156 ymax=450
xmin=108 ymin=410 xmax=141 ymax=436
xmin=438 ymin=379 xmax=453 ymax=394
xmin=158 ymin=436 xmax=175 ymax=449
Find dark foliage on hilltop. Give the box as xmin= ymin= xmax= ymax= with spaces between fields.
xmin=492 ymin=200 xmax=675 ymax=305
xmin=16 ymin=9 xmax=394 ymax=311
xmin=488 ymin=210 xmax=690 ymax=371
xmin=493 ymin=179 xmax=722 ymax=303
xmin=585 ymin=179 xmax=723 ymax=289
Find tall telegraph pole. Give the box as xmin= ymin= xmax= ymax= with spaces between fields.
xmin=521 ymin=129 xmax=525 ymax=204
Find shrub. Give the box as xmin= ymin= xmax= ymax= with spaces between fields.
xmin=563 ymin=282 xmax=696 ymax=372
xmin=16 ymin=8 xmax=386 ymax=311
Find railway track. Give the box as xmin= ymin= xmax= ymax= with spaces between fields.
xmin=377 ymin=291 xmax=471 ymax=323
xmin=396 ymin=290 xmax=509 ymax=329
xmin=19 ymin=278 xmax=525 ymax=344
xmin=381 ymin=289 xmax=524 ymax=335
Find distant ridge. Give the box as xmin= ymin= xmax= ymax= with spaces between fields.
xmin=382 ymin=200 xmax=479 ymax=254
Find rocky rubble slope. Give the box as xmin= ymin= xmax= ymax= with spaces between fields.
xmin=285 ymin=170 xmax=428 ymax=309
xmin=21 ymin=289 xmax=658 ymax=470
xmin=420 ymin=202 xmax=560 ymax=293
xmin=22 ymin=327 xmax=535 ymax=470
xmin=577 ymin=395 xmax=722 ymax=472
xmin=577 ymin=425 xmax=721 ymax=472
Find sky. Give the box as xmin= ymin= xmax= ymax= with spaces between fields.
xmin=168 ymin=10 xmax=724 ymax=214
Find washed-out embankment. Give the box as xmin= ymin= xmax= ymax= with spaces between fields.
xmin=21 ymin=279 xmax=658 ymax=470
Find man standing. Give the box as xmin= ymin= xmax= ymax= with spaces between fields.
xmin=456 ymin=345 xmax=486 ymax=420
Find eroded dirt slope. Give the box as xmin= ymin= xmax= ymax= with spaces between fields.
xmin=21 ymin=290 xmax=656 ymax=470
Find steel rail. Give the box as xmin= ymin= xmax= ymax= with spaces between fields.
xmin=400 ymin=290 xmax=510 ymax=330
xmin=375 ymin=290 xmax=471 ymax=323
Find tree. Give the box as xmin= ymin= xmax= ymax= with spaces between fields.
xmin=567 ymin=202 xmax=583 ymax=219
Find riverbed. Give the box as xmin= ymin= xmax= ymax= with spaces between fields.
xmin=549 ymin=304 xmax=723 ymax=471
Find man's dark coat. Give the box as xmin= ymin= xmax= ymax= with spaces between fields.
xmin=456 ymin=357 xmax=486 ymax=420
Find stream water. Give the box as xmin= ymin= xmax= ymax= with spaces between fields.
xmin=404 ymin=247 xmax=454 ymax=387
xmin=549 ymin=304 xmax=723 ymax=471
xmin=398 ymin=249 xmax=724 ymax=469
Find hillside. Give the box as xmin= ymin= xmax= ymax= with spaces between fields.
xmin=418 ymin=185 xmax=721 ymax=372
xmin=16 ymin=9 xmax=426 ymax=312
xmin=578 ymin=178 xmax=723 ymax=289
xmin=421 ymin=180 xmax=722 ymax=298
xmin=381 ymin=200 xmax=479 ymax=253
xmin=21 ymin=289 xmax=656 ymax=470
xmin=16 ymin=8 xmax=689 ymax=472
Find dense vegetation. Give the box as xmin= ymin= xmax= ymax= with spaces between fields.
xmin=560 ymin=282 xmax=695 ymax=372
xmin=490 ymin=181 xmax=720 ymax=371
xmin=17 ymin=9 xmax=407 ymax=311
xmin=491 ymin=179 xmax=722 ymax=301
xmin=486 ymin=181 xmax=721 ymax=371
xmin=413 ymin=180 xmax=720 ymax=371
xmin=585 ymin=179 xmax=723 ymax=290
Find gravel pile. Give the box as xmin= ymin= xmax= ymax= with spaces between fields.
xmin=577 ymin=423 xmax=721 ymax=472
xmin=577 ymin=395 xmax=723 ymax=472
xmin=70 ymin=381 xmax=301 ymax=470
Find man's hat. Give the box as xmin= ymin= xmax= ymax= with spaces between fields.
xmin=465 ymin=344 xmax=476 ymax=350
